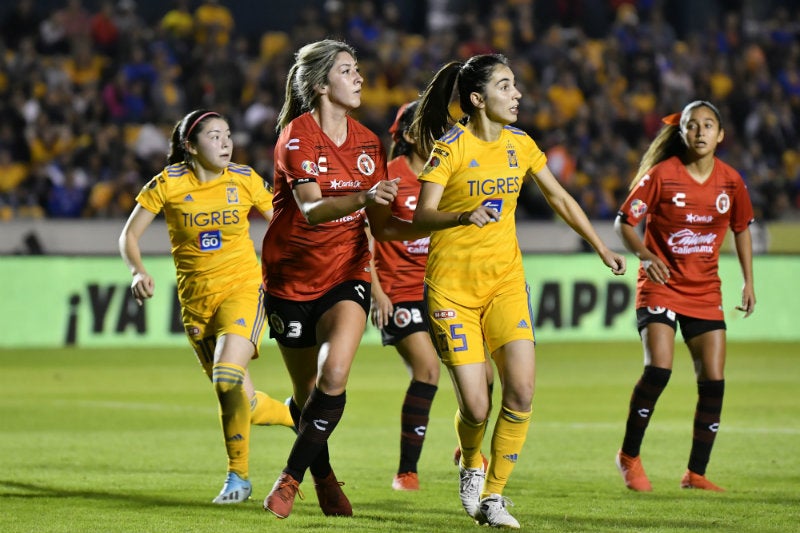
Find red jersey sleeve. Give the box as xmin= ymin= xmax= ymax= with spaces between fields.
xmin=618 ymin=170 xmax=660 ymax=227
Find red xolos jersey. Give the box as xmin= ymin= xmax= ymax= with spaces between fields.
xmin=263 ymin=113 xmax=387 ymax=300
xmin=618 ymin=155 xmax=754 ymax=319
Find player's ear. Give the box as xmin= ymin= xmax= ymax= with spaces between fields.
xmin=470 ymin=91 xmax=484 ymax=109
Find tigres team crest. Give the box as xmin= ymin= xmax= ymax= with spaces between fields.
xmin=226 ymin=184 xmax=239 ymax=204
xmin=506 ymin=143 xmax=518 ymax=168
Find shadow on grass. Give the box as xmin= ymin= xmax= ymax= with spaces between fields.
xmin=536 ymin=511 xmax=726 ymax=531
xmin=0 ymin=479 xmax=215 ymax=508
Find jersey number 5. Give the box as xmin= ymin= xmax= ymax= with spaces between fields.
xmin=435 ymin=323 xmax=468 ymax=353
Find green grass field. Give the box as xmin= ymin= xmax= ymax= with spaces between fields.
xmin=1 ymin=341 xmax=797 ymax=532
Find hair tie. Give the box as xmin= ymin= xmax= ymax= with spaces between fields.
xmin=185 ymin=111 xmax=220 ymax=142
xmin=661 ymin=112 xmax=681 ymax=126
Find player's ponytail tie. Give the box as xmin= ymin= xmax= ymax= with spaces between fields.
xmin=661 ymin=112 xmax=681 ymax=126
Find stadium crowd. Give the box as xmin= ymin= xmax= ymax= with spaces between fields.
xmin=0 ymin=0 xmax=798 ymax=222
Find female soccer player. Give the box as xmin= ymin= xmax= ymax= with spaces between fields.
xmin=614 ymin=100 xmax=755 ymax=493
xmin=260 ymin=39 xmax=424 ymax=519
xmin=371 ymin=101 xmax=493 ymax=491
xmin=368 ymin=101 xmax=439 ymax=491
xmin=410 ymin=54 xmax=626 ymax=528
xmin=119 ymin=109 xmax=293 ymax=504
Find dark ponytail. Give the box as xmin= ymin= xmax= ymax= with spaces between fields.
xmin=409 ymin=62 xmax=462 ymax=159
xmin=410 ymin=54 xmax=509 ymax=158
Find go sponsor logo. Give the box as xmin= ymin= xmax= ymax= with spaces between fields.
xmin=199 ymin=230 xmax=222 ymax=251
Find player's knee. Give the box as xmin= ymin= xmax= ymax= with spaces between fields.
xmin=643 ymin=365 xmax=672 ymax=387
xmin=413 ymin=365 xmax=440 ymax=384
xmin=212 ymin=363 xmax=245 ymax=395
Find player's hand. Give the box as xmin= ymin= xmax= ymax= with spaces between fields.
xmin=370 ymin=291 xmax=394 ymax=328
xmin=460 ymin=205 xmax=500 ymax=228
xmin=735 ymin=284 xmax=756 ymax=318
xmin=601 ymin=251 xmax=627 ymax=275
xmin=366 ymin=178 xmax=400 ymax=206
xmin=640 ymin=254 xmax=670 ymax=284
xmin=130 ymin=272 xmax=155 ymax=306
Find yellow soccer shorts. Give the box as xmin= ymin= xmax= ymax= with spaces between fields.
xmin=182 ymin=283 xmax=267 ymax=376
xmin=426 ymin=280 xmax=535 ymax=367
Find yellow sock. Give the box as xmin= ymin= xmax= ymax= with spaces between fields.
xmin=483 ymin=405 xmax=531 ymax=497
xmin=212 ymin=362 xmax=250 ymax=478
xmin=455 ymin=409 xmax=487 ymax=469
xmin=250 ymin=390 xmax=293 ymax=427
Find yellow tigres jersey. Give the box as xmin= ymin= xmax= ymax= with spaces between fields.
xmin=419 ymin=123 xmax=547 ymax=307
xmin=136 ymin=162 xmax=273 ymax=313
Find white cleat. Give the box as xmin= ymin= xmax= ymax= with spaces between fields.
xmin=477 ymin=494 xmax=520 ymax=529
xmin=458 ymin=466 xmax=486 ymax=518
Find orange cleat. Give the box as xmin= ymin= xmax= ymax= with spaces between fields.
xmin=680 ymin=470 xmax=725 ymax=492
xmin=453 ymin=446 xmax=489 ymax=471
xmin=615 ymin=450 xmax=653 ymax=492
xmin=392 ymin=471 xmax=420 ymax=491
xmin=313 ymin=470 xmax=353 ymax=516
xmin=264 ymin=472 xmax=303 ymax=519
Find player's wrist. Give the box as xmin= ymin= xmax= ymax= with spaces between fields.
xmin=457 ymin=212 xmax=469 ymax=226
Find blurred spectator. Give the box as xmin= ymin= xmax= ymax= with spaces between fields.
xmin=62 ymin=38 xmax=108 ymax=88
xmin=28 ymin=115 xmax=73 ymax=168
xmin=193 ymin=0 xmax=234 ymax=48
xmin=38 ymin=10 xmax=69 ymax=55
xmin=90 ymin=1 xmax=120 ymax=57
xmin=160 ymin=0 xmax=193 ymax=41
xmin=115 ymin=0 xmax=145 ymax=36
xmin=58 ymin=0 xmax=92 ymax=44
xmin=44 ymin=156 xmax=90 ymax=218
xmin=547 ymin=70 xmax=586 ymax=126
xmin=0 ymin=147 xmax=29 ymax=194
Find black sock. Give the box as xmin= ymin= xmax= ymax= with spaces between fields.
xmin=621 ymin=365 xmax=672 ymax=457
xmin=398 ymin=381 xmax=438 ymax=474
xmin=288 ymin=395 xmax=334 ymax=479
xmin=688 ymin=380 xmax=725 ymax=475
xmin=288 ymin=396 xmax=301 ymax=432
xmin=284 ymin=387 xmax=345 ymax=483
